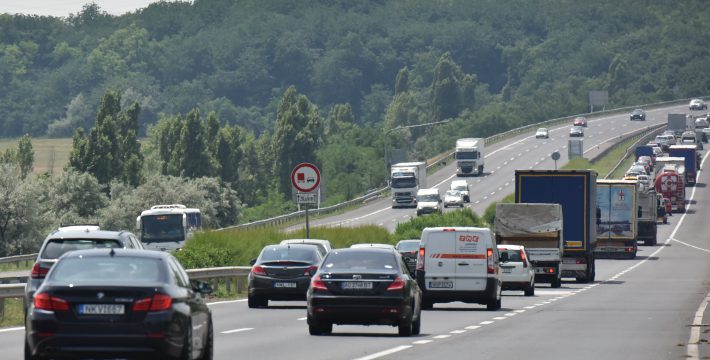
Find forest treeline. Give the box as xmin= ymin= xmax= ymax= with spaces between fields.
xmin=0 ymin=0 xmax=709 ymax=249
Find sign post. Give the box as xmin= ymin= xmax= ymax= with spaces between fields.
xmin=291 ymin=163 xmax=321 ymax=239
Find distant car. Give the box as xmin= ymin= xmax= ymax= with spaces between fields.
xmin=636 ymin=174 xmax=651 ymax=188
xmin=569 ymin=125 xmax=584 ymax=137
xmin=634 ymin=161 xmax=651 ymax=174
xmin=307 ymin=248 xmax=422 ymax=336
xmin=651 ymin=146 xmax=663 ymax=158
xmin=279 ymin=239 xmax=332 ymax=257
xmin=535 ymin=127 xmax=549 ymax=139
xmin=694 ymin=117 xmax=708 ymax=129
xmin=573 ymin=116 xmax=588 ymax=127
xmin=654 ymin=135 xmax=673 ymax=151
xmin=24 ymin=227 xmax=144 ymax=316
xmin=25 ymin=249 xmax=213 ymax=360
xmin=637 ymin=156 xmax=654 ymax=170
xmin=627 ymin=164 xmax=649 ymax=176
xmin=395 ymin=239 xmax=420 ymax=275
xmin=497 ymin=245 xmax=535 ymax=296
xmin=443 ymin=190 xmax=464 ymax=208
xmin=248 ymin=244 xmax=323 ymax=308
xmin=630 ymin=109 xmax=646 ymax=121
xmin=703 ymin=128 xmax=710 ymax=143
xmin=350 ymin=243 xmax=396 ymax=250
xmin=416 ymin=188 xmax=442 ymax=216
xmin=689 ymin=98 xmax=707 ymax=110
xmin=449 ymin=179 xmax=471 ymax=202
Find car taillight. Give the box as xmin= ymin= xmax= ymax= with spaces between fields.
xmin=416 ymin=247 xmax=425 ymax=271
xmin=487 ymin=248 xmax=495 ymax=274
xmin=310 ymin=275 xmax=327 ymax=291
xmin=520 ymin=250 xmax=528 ymax=268
xmin=33 ymin=292 xmax=69 ymax=311
xmin=132 ymin=294 xmax=173 ymax=312
xmin=387 ymin=277 xmax=405 ymax=292
xmin=31 ymin=263 xmax=49 ymax=279
xmin=303 ymin=265 xmax=318 ymax=276
xmin=252 ymin=265 xmax=267 ymax=276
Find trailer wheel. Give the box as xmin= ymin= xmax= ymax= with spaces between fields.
xmin=646 ymin=235 xmax=657 ymax=246
xmin=550 ymin=274 xmax=562 ymax=288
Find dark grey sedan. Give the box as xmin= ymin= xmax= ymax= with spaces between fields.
xmin=395 ymin=239 xmax=420 ymax=276
xmin=248 ymin=244 xmax=323 ymax=308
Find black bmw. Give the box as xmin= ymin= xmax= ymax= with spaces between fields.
xmin=24 ymin=249 xmax=213 ymax=360
xmin=306 ymin=248 xmax=422 ymax=336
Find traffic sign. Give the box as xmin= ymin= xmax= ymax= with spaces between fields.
xmin=291 ymin=163 xmax=321 ymax=193
xmin=296 ymin=193 xmax=318 ymax=204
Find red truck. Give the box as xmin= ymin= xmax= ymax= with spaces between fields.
xmin=655 ymin=169 xmax=685 ymax=213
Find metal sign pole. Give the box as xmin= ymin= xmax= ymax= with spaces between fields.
xmin=305 ymin=206 xmax=310 ymax=239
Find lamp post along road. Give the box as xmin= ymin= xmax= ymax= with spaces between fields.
xmin=383 ymin=119 xmax=451 ymax=184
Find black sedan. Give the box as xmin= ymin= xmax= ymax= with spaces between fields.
xmin=395 ymin=239 xmax=420 ymax=276
xmin=630 ymin=108 xmax=646 ymax=121
xmin=248 ymin=244 xmax=323 ymax=308
xmin=306 ymin=248 xmax=422 ymax=336
xmin=25 ymin=249 xmax=213 ymax=360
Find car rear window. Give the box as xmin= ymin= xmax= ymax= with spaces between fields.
xmin=500 ymin=249 xmax=523 ymax=262
xmin=41 ymin=239 xmax=122 ymax=260
xmin=50 ymin=257 xmax=164 ymax=284
xmin=396 ymin=241 xmax=420 ymax=252
xmin=322 ymin=250 xmax=398 ymax=271
xmin=260 ymin=246 xmax=319 ymax=263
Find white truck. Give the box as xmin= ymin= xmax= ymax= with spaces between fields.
xmin=391 ymin=162 xmax=427 ymax=208
xmin=455 ymin=138 xmax=485 ymax=176
xmin=494 ymin=203 xmax=564 ymax=288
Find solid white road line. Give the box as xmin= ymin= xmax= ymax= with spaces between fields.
xmin=687 ymin=291 xmax=710 ymax=360
xmin=221 ymin=328 xmax=254 ymax=334
xmin=0 ymin=327 xmax=24 ymax=333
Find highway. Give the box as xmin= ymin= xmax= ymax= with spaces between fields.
xmin=2 ymin=103 xmax=709 ymax=359
xmin=293 ymin=104 xmax=690 ymax=232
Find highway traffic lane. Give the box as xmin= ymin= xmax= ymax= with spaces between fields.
xmin=296 ymin=104 xmax=686 ymax=232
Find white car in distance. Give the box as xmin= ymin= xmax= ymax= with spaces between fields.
xmin=535 ymin=127 xmax=549 ymax=139
xmin=443 ymin=190 xmax=464 ymax=208
xmin=498 ymin=244 xmax=535 ymax=296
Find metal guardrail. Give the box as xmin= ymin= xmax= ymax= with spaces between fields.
xmin=604 ymin=125 xmax=668 ymax=179
xmin=0 ymin=266 xmax=252 ymax=300
xmin=0 ymin=253 xmax=36 ymax=268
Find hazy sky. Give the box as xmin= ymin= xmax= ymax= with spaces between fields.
xmin=0 ymin=1 xmax=190 ymax=17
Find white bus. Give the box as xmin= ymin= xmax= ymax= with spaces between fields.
xmin=136 ymin=204 xmax=202 ymax=251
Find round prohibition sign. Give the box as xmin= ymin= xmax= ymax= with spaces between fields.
xmin=291 ymin=163 xmax=321 ymax=193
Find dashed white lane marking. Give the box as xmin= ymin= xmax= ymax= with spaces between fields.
xmin=479 ymin=320 xmax=494 ymax=325
xmin=504 ymin=313 xmax=516 ymax=317
xmin=207 ymin=299 xmax=247 ymax=306
xmin=465 ymin=325 xmax=481 ymax=330
xmin=0 ymin=327 xmax=23 ymax=333
xmin=524 ymin=306 xmax=536 ymax=309
xmin=514 ymin=310 xmax=526 ymax=313
xmin=504 ymin=182 xmax=509 ymax=187
xmin=474 ymin=200 xmax=480 ymax=204
xmin=353 ymin=345 xmax=413 ymax=360
xmin=493 ymin=317 xmax=507 ymax=320
xmin=688 ymin=291 xmax=710 ymax=360
xmin=497 ymin=187 xmax=503 ymax=191
xmin=297 ymin=317 xmax=307 ymax=321
xmin=413 ymin=340 xmax=433 ymax=345
xmin=671 ymin=238 xmax=710 ymax=253
xmin=221 ymin=328 xmax=254 ymax=334
xmin=433 ymin=335 xmax=451 ymax=339
xmin=450 ymin=330 xmax=467 ymax=334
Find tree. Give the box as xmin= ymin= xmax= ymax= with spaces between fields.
xmin=0 ymin=164 xmax=47 ymax=256
xmin=16 ymin=134 xmax=33 ymax=178
xmin=173 ymin=109 xmax=217 ymax=178
xmin=272 ymin=86 xmax=323 ymax=196
xmin=394 ymin=67 xmax=409 ymax=95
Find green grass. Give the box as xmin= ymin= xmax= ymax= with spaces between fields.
xmin=0 ymin=298 xmax=24 ymax=328
xmin=0 ymin=261 xmax=32 ymax=272
xmin=0 ymin=137 xmax=72 ymax=175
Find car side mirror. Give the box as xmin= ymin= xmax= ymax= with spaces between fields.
xmin=249 ymin=258 xmax=257 ymax=266
xmin=193 ymin=281 xmax=213 ymax=295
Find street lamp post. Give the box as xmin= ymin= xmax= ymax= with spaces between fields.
xmin=383 ymin=119 xmax=451 ymax=184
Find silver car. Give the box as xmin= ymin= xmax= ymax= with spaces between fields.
xmin=535 ymin=127 xmax=549 ymax=139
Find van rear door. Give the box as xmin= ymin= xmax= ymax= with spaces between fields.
xmin=453 ymin=230 xmax=488 ymax=291
xmin=423 ymin=230 xmax=456 ymax=291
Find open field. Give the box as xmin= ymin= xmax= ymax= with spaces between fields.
xmin=0 ymin=138 xmax=73 ymax=175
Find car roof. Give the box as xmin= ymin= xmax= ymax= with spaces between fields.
xmin=280 ymin=239 xmax=331 ymax=246
xmin=46 ymin=229 xmax=131 ymax=240
xmin=396 ymin=239 xmax=420 ymax=244
xmin=59 ymin=248 xmax=168 ymax=260
xmin=331 ymin=247 xmax=396 ymax=254
xmin=264 ymin=244 xmax=321 ymax=251
xmin=498 ymin=244 xmax=524 ymax=250
xmin=350 ymin=243 xmax=395 ymax=249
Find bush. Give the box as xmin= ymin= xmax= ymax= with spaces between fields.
xmin=394 ymin=209 xmax=483 ymax=240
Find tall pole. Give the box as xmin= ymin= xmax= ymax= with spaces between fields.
xmin=305 ymin=207 xmax=310 ymax=239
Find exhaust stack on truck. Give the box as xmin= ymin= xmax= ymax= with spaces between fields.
xmin=494 ymin=203 xmax=564 ymax=288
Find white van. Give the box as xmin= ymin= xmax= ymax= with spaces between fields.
xmin=416 ymin=227 xmax=502 ymax=310
xmin=416 ymin=188 xmax=442 ymax=216
xmin=449 ymin=180 xmax=471 ymax=203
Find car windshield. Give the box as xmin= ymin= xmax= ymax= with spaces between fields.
xmin=633 ymin=109 xmax=643 ymax=114
xmin=322 ymin=250 xmax=398 ymax=271
xmin=455 ymin=151 xmax=478 ymax=160
xmin=50 ymin=256 xmax=164 ymax=284
xmin=417 ymin=194 xmax=439 ymax=202
xmin=141 ymin=214 xmax=185 ymax=243
xmin=41 ymin=239 xmax=122 ymax=260
xmin=537 ymin=128 xmax=547 ymax=133
xmin=451 ymin=184 xmax=467 ymax=191
xmin=396 ymin=241 xmax=420 ymax=252
xmin=446 ymin=190 xmax=460 ymax=197
xmin=259 ymin=246 xmax=318 ymax=263
xmin=391 ymin=176 xmax=416 ymax=189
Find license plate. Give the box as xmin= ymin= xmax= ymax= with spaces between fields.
xmin=342 ymin=281 xmax=373 ymax=289
xmin=502 ymin=268 xmax=512 ymax=274
xmin=428 ymin=281 xmax=453 ymax=289
xmin=79 ymin=304 xmax=125 ymax=315
xmin=273 ymin=282 xmax=297 ymax=288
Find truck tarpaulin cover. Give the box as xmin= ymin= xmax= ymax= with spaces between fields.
xmin=494 ymin=203 xmax=562 ymax=237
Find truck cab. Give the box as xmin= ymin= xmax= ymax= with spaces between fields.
xmin=391 ymin=162 xmax=426 ymax=208
xmin=455 ymin=138 xmax=485 ymax=176
xmin=416 ymin=188 xmax=442 ymax=216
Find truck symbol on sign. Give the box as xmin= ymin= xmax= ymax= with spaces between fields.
xmin=296 ymin=173 xmax=315 ymax=183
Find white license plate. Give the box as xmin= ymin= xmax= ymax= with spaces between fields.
xmin=342 ymin=281 xmax=373 ymax=289
xmin=79 ymin=304 xmax=125 ymax=315
xmin=502 ymin=268 xmax=512 ymax=273
xmin=428 ymin=281 xmax=454 ymax=289
xmin=273 ymin=282 xmax=297 ymax=288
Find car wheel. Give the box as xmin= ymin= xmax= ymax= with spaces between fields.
xmin=486 ymin=286 xmax=501 ymax=311
xmin=24 ymin=338 xmax=42 ymax=360
xmin=398 ymin=316 xmax=414 ymax=337
xmin=411 ymin=308 xmax=421 ymax=335
xmin=550 ymin=274 xmax=562 ymax=288
xmin=308 ymin=316 xmax=332 ymax=335
xmin=199 ymin=317 xmax=214 ymax=360
xmin=524 ymin=280 xmax=535 ymax=296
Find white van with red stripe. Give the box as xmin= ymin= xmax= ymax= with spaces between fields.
xmin=416 ymin=227 xmax=501 ymax=310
